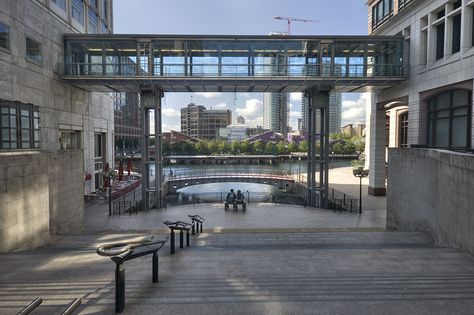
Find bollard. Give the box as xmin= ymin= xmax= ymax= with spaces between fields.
xmin=170 ymin=230 xmax=175 ymax=254
xmin=152 ymin=251 xmax=158 ymax=283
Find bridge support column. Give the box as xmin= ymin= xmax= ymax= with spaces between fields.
xmin=306 ymin=88 xmax=330 ymax=208
xmin=141 ymin=88 xmax=164 ymax=210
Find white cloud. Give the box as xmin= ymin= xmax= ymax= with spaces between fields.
xmin=341 ymin=93 xmax=368 ymax=125
xmin=162 ymin=123 xmax=180 ymax=132
xmin=162 ymin=107 xmax=180 ymax=117
xmin=236 ymin=98 xmax=262 ymax=116
xmin=290 ymin=92 xmax=302 ymax=102
xmin=211 ymin=102 xmax=228 ymax=109
xmin=196 ymin=92 xmax=220 ymax=98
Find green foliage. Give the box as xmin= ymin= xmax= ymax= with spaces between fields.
xmin=298 ymin=140 xmax=308 ymax=152
xmin=253 ymin=141 xmax=264 ymax=154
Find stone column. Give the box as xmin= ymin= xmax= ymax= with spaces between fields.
xmin=367 ymin=92 xmax=387 ymax=196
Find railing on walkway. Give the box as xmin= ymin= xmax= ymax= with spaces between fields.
xmin=111 ymin=185 xmax=143 ymax=215
xmin=164 ymin=169 xmax=293 ymax=182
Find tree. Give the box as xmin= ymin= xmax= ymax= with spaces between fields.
xmin=287 ymin=142 xmax=298 ymax=153
xmin=195 ymin=141 xmax=208 ymax=155
xmin=264 ymin=142 xmax=274 ymax=154
xmin=207 ymin=140 xmax=218 ymax=155
xmin=298 ymin=140 xmax=308 ymax=152
xmin=276 ymin=141 xmax=288 ymax=155
xmin=230 ymin=140 xmax=241 ymax=155
xmin=253 ymin=141 xmax=264 ymax=154
xmin=241 ymin=140 xmax=250 ymax=154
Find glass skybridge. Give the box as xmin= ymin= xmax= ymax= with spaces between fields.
xmin=61 ymin=34 xmax=407 ymax=93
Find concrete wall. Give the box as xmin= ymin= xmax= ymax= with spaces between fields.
xmin=48 ymin=150 xmax=84 ymax=235
xmin=387 ymin=148 xmax=474 ymax=255
xmin=0 ymin=152 xmax=50 ymax=252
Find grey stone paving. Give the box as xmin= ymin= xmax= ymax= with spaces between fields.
xmin=1 ymin=166 xmax=473 ymax=314
xmin=1 ymin=230 xmax=474 ymax=314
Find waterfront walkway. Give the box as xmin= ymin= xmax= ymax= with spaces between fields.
xmin=1 ymin=168 xmax=474 ymax=314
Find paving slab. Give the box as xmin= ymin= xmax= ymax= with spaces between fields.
xmin=1 ymin=231 xmax=473 ymax=315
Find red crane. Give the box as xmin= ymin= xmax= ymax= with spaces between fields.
xmin=273 ymin=16 xmax=319 ymax=35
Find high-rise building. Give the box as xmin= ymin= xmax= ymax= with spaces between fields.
xmin=180 ymin=103 xmax=231 ymax=140
xmin=0 ymin=0 xmax=114 ymax=252
xmin=263 ymin=93 xmax=288 ymax=135
xmin=237 ymin=115 xmax=245 ymax=124
xmin=113 ymin=92 xmax=141 ymax=154
xmin=301 ymin=92 xmax=342 ymax=135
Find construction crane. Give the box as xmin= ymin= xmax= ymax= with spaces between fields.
xmin=273 ymin=16 xmax=319 ymax=35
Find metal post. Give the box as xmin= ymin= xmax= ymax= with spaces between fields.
xmin=359 ymin=176 xmax=363 ymax=214
xmin=186 ymin=230 xmax=190 ymax=246
xmin=152 ymin=251 xmax=158 ymax=282
xmin=170 ymin=230 xmax=175 ymax=254
xmin=180 ymin=230 xmax=184 ymax=248
xmin=108 ymin=174 xmax=112 ymax=215
xmin=115 ymin=263 xmax=125 ymax=314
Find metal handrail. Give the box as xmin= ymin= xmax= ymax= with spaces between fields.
xmin=164 ymin=169 xmax=293 ymax=182
xmin=61 ymin=298 xmax=82 ymax=315
xmin=17 ymin=298 xmax=42 ymax=315
xmin=61 ymin=62 xmax=408 ymax=78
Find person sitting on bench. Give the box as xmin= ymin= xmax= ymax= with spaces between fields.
xmin=235 ymin=190 xmax=246 ymax=211
xmin=225 ymin=189 xmax=236 ymax=210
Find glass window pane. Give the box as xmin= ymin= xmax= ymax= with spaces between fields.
xmin=453 ymin=107 xmax=467 ymax=115
xmin=1 ymin=115 xmax=8 ymax=126
xmin=10 ymin=116 xmax=16 ymax=127
xmin=435 ymin=118 xmax=449 ymax=147
xmin=21 ymin=129 xmax=30 ymax=141
xmin=10 ymin=129 xmax=16 ymax=141
xmin=22 ymin=142 xmax=30 ymax=149
xmin=2 ymin=129 xmax=9 ymax=141
xmin=51 ymin=0 xmax=66 ymax=11
xmin=437 ymin=109 xmax=449 ymax=118
xmin=436 ymin=91 xmax=450 ymax=109
xmin=452 ymin=14 xmax=461 ymax=54
xmin=34 ymin=130 xmax=40 ymax=141
xmin=452 ymin=90 xmax=468 ymax=106
xmin=436 ymin=23 xmax=445 ymax=60
xmin=72 ymin=0 xmax=84 ymax=25
xmin=0 ymin=22 xmax=9 ymax=50
xmin=21 ymin=116 xmax=30 ymax=128
xmin=10 ymin=142 xmax=16 ymax=148
xmin=1 ymin=107 xmax=7 ymax=114
xmin=452 ymin=116 xmax=467 ymax=147
xmin=26 ymin=37 xmax=42 ymax=63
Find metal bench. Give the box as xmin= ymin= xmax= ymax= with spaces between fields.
xmin=96 ymin=236 xmax=168 ymax=313
xmin=163 ymin=221 xmax=193 ymax=254
xmin=188 ymin=215 xmax=205 ymax=234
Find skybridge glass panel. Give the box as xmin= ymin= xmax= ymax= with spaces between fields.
xmin=188 ymin=41 xmax=219 ymax=76
xmin=287 ymin=41 xmax=306 ymax=76
xmin=155 ymin=40 xmax=186 ymax=76
xmin=252 ymin=41 xmax=286 ymax=76
xmin=221 ymin=41 xmax=250 ymax=76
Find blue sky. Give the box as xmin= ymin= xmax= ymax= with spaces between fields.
xmin=113 ymin=0 xmax=369 ymax=131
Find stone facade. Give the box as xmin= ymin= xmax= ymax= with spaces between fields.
xmin=387 ymin=148 xmax=474 ymax=256
xmin=0 ymin=0 xmax=114 ymax=251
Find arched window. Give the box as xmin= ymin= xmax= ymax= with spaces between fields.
xmin=427 ymin=90 xmax=472 ymax=149
xmin=398 ymin=111 xmax=408 ymax=148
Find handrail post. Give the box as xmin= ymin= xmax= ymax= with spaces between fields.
xmin=115 ymin=263 xmax=125 ymax=314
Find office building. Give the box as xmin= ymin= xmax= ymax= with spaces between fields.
xmin=366 ymin=0 xmax=474 ymax=255
xmin=263 ymin=93 xmax=288 ymax=135
xmin=237 ymin=115 xmax=245 ymax=124
xmin=0 ymin=0 xmax=114 ymax=252
xmin=301 ymin=92 xmax=342 ymax=134
xmin=113 ymin=92 xmax=141 ymax=155
xmin=180 ymin=103 xmax=231 ymax=140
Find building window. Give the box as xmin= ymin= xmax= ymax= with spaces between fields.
xmin=102 ymin=0 xmax=108 ymax=19
xmin=88 ymin=7 xmax=99 ymax=33
xmin=0 ymin=22 xmax=9 ymax=50
xmin=436 ymin=22 xmax=445 ymax=60
xmin=427 ymin=90 xmax=472 ymax=149
xmin=72 ymin=0 xmax=84 ymax=25
xmin=25 ymin=37 xmax=42 ymax=64
xmin=452 ymin=0 xmax=462 ymax=10
xmin=372 ymin=0 xmax=394 ymax=30
xmin=60 ymin=131 xmax=81 ymax=149
xmin=399 ymin=0 xmax=412 ymax=10
xmin=452 ymin=13 xmax=461 ymax=54
xmin=472 ymin=7 xmax=474 ymax=47
xmin=51 ymin=0 xmax=66 ymax=11
xmin=398 ymin=111 xmax=408 ymax=148
xmin=0 ymin=101 xmax=40 ymax=149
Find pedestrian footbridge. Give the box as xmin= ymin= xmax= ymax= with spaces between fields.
xmin=60 ymin=34 xmax=409 ymax=210
xmin=61 ymin=34 xmax=407 ymax=93
xmin=164 ymin=170 xmax=294 ymax=194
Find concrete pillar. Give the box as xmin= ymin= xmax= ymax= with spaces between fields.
xmin=367 ymin=92 xmax=387 ymax=196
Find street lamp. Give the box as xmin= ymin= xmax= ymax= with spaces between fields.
xmin=353 ymin=166 xmax=369 ymax=214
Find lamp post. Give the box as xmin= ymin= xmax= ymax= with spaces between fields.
xmin=353 ymin=166 xmax=369 ymax=214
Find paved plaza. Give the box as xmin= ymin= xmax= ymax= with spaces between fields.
xmin=1 ymin=167 xmax=474 ymax=314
